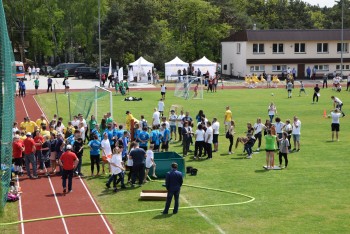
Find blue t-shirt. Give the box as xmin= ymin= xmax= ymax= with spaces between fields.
xmin=162 ymin=128 xmax=170 ymax=142
xmin=116 ymin=129 xmax=124 ymax=139
xmin=121 ymin=136 xmax=129 ymax=158
xmin=67 ymin=135 xmax=75 ymax=145
xmin=91 ymin=129 xmax=101 ymax=140
xmin=88 ymin=140 xmax=101 ymax=155
xmin=104 ymin=129 xmax=115 ymax=146
xmin=139 ymin=131 xmax=150 ymax=147
xmin=151 ymin=130 xmax=161 ymax=145
xmin=134 ymin=129 xmax=141 ymax=141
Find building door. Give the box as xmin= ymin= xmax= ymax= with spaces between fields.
xmin=298 ymin=64 xmax=305 ymax=79
xmin=230 ymin=63 xmax=234 ymax=76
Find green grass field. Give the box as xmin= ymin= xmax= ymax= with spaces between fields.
xmin=4 ymin=85 xmax=350 ymax=233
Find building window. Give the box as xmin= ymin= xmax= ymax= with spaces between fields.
xmin=294 ymin=43 xmax=305 ymax=53
xmin=272 ymin=65 xmax=287 ymax=72
xmin=223 ymin=64 xmax=227 ymax=70
xmin=237 ymin=43 xmax=241 ymax=54
xmin=337 ymin=43 xmax=349 ymax=53
xmin=314 ymin=65 xmax=329 ymax=71
xmin=272 ymin=43 xmax=284 ymax=53
xmin=253 ymin=43 xmax=264 ymax=53
xmin=336 ymin=64 xmax=350 ymax=70
xmin=317 ymin=43 xmax=328 ymax=53
xmin=250 ymin=65 xmax=265 ymax=72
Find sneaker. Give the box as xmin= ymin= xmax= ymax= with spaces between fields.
xmin=68 ymin=190 xmax=73 ymax=193
xmin=32 ymin=176 xmax=38 ymax=179
xmin=246 ymin=155 xmax=252 ymax=159
xmin=105 ymin=183 xmax=111 ymax=189
xmin=152 ymin=175 xmax=157 ymax=178
xmin=113 ymin=188 xmax=118 ymax=193
xmin=63 ymin=188 xmax=66 ymax=194
xmin=121 ymin=185 xmax=126 ymax=189
xmin=228 ymin=151 xmax=232 ymax=155
xmin=296 ymin=149 xmax=300 ymax=152
xmin=256 ymin=148 xmax=260 ymax=151
xmin=292 ymin=148 xmax=296 ymax=151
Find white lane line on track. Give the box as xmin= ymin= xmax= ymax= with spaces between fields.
xmin=21 ymin=96 xmax=69 ymax=233
xmin=181 ymin=195 xmax=225 ymax=234
xmin=78 ymin=176 xmax=113 ymax=234
xmin=16 ymin=175 xmax=25 ymax=234
xmin=32 ymin=95 xmax=113 ymax=233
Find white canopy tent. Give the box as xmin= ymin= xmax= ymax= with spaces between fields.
xmin=165 ymin=56 xmax=189 ymax=81
xmin=129 ymin=57 xmax=154 ymax=82
xmin=192 ymin=56 xmax=217 ymax=78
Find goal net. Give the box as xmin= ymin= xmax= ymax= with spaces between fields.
xmin=71 ymin=86 xmax=113 ymax=122
xmin=174 ymin=76 xmax=203 ymax=100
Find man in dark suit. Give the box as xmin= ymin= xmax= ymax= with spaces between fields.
xmin=162 ymin=162 xmax=183 ymax=214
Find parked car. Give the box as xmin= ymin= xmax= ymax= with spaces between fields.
xmin=50 ymin=63 xmax=86 ymax=78
xmin=74 ymin=67 xmax=98 ymax=79
xmin=39 ymin=65 xmax=53 ymax=75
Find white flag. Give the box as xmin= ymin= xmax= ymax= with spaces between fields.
xmin=118 ymin=67 xmax=123 ymax=82
xmin=108 ymin=58 xmax=112 ymax=78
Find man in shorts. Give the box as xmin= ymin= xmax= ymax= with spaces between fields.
xmin=169 ymin=110 xmax=177 ymax=141
xmin=160 ymin=123 xmax=170 ymax=152
xmin=34 ymin=77 xmax=39 ymax=95
xmin=331 ymin=108 xmax=342 ymax=141
xmin=212 ymin=118 xmax=220 ymax=152
xmin=224 ymin=106 xmax=232 ymax=133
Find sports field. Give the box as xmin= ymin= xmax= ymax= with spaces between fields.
xmin=7 ymin=85 xmax=350 ymax=233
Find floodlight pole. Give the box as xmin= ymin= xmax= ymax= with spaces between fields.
xmin=341 ymin=0 xmax=344 ymax=78
xmin=98 ymin=0 xmax=102 ymax=87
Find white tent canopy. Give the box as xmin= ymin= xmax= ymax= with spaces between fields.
xmin=129 ymin=56 xmax=154 ymax=82
xmin=165 ymin=56 xmax=189 ymax=80
xmin=192 ymin=56 xmax=217 ymax=78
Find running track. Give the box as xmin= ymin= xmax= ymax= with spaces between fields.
xmin=15 ymin=91 xmax=114 ymax=234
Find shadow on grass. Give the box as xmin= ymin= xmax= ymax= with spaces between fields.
xmin=254 ymin=169 xmax=269 ymax=173
xmin=231 ymin=157 xmax=246 ymax=160
xmin=153 ymin=214 xmax=173 ymax=219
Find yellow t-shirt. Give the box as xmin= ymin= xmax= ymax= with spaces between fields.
xmin=36 ymin=119 xmax=47 ymax=128
xmin=25 ymin=121 xmax=37 ymax=133
xmin=125 ymin=114 xmax=134 ymax=131
xmin=20 ymin=121 xmax=26 ymax=130
xmin=225 ymin=110 xmax=232 ymax=122
xmin=50 ymin=129 xmax=58 ymax=136
xmin=41 ymin=130 xmax=51 ymax=137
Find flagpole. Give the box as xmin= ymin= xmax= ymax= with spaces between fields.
xmin=98 ymin=0 xmax=102 ymax=87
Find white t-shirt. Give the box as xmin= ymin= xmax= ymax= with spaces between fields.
xmin=101 ymin=139 xmax=112 ymax=156
xmin=81 ymin=119 xmax=87 ymax=128
xmin=127 ymin=149 xmax=134 ymax=166
xmin=204 ymin=127 xmax=213 ymax=144
xmin=177 ymin=114 xmax=185 ymax=127
xmin=161 ymin=85 xmax=166 ymax=92
xmin=158 ymin=101 xmax=165 ymax=112
xmin=153 ymin=111 xmax=160 ymax=125
xmin=268 ymin=105 xmax=276 ymax=115
xmin=331 ymin=112 xmax=341 ymax=124
xmin=253 ymin=123 xmax=265 ymax=134
xmin=28 ymin=67 xmax=32 ymax=73
xmin=145 ymin=150 xmax=154 ymax=168
xmin=36 ymin=68 xmax=40 ymax=73
xmin=334 ymin=97 xmax=342 ymax=105
xmin=110 ymin=153 xmax=123 ymax=175
xmin=274 ymin=122 xmax=285 ymax=134
xmin=79 ymin=127 xmax=86 ymax=141
xmin=12 ymin=127 xmax=18 ymax=137
xmin=195 ymin=129 xmax=205 ymax=141
xmin=169 ymin=114 xmax=177 ymax=126
xmin=161 ymin=121 xmax=170 ymax=129
xmin=292 ymin=120 xmax=301 ymax=135
xmin=212 ymin=121 xmax=220 ymax=135
xmin=71 ymin=119 xmax=80 ymax=127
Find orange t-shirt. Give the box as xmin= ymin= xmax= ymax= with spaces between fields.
xmin=12 ymin=141 xmax=24 ymax=158
xmin=60 ymin=151 xmax=78 ymax=170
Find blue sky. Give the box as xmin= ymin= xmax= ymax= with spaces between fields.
xmin=303 ymin=0 xmax=335 ymax=8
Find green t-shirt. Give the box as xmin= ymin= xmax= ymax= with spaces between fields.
xmin=265 ymin=135 xmax=276 ymax=150
xmin=106 ymin=117 xmax=113 ymax=124
xmin=89 ymin=119 xmax=97 ymax=130
xmin=64 ymin=69 xmax=68 ymax=77
xmin=34 ymin=79 xmax=39 ymax=86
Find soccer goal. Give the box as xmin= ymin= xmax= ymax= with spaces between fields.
xmin=71 ymin=86 xmax=113 ymax=121
xmin=174 ymin=76 xmax=203 ymax=100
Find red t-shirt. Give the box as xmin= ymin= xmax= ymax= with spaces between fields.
xmin=23 ymin=137 xmax=35 ymax=154
xmin=12 ymin=141 xmax=23 ymax=158
xmin=60 ymin=151 xmax=78 ymax=170
xmin=34 ymin=136 xmax=44 ymax=150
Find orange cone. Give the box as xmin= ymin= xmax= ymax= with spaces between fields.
xmin=323 ymin=109 xmax=327 ymax=118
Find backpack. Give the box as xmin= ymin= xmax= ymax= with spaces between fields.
xmin=140 ymin=120 xmax=148 ymax=129
xmin=63 ymin=79 xmax=66 ymax=86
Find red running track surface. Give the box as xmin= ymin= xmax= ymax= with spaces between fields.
xmin=15 ymin=93 xmax=114 ymax=234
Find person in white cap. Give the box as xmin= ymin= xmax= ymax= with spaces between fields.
xmin=59 ymin=145 xmax=79 ymax=194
